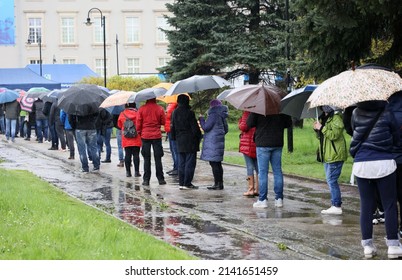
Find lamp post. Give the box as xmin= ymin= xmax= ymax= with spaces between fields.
xmin=27 ymin=35 xmax=42 ymax=76
xmin=86 ymin=8 xmax=107 ymax=88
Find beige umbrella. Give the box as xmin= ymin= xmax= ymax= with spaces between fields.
xmin=99 ymin=90 xmax=135 ymax=108
xmin=307 ymin=68 xmax=402 ymax=109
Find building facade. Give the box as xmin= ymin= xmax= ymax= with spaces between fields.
xmin=0 ymin=0 xmax=172 ymax=78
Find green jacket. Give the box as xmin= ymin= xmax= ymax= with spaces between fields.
xmin=318 ymin=112 xmax=348 ymax=163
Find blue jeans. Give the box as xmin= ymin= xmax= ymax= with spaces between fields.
xmin=244 ymin=154 xmax=258 ymax=176
xmin=0 ymin=115 xmax=5 ymax=133
xmin=116 ymin=129 xmax=124 ymax=161
xmin=5 ymin=118 xmax=17 ymax=141
xmin=98 ymin=127 xmax=112 ymax=161
xmin=35 ymin=118 xmax=49 ymax=141
xmin=168 ymin=132 xmax=179 ymax=170
xmin=324 ymin=161 xmax=343 ymax=207
xmin=256 ymin=146 xmax=284 ymax=201
xmin=75 ymin=129 xmax=99 ymax=171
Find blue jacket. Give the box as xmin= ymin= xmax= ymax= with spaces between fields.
xmin=199 ymin=105 xmax=228 ymax=162
xmin=60 ymin=109 xmax=73 ymax=130
xmin=350 ymin=100 xmax=398 ymax=162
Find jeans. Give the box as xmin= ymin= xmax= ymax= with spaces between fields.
xmin=5 ymin=118 xmax=17 ymax=141
xmin=324 ymin=161 xmax=343 ymax=207
xmin=357 ymin=172 xmax=398 ymax=241
xmin=35 ymin=118 xmax=49 ymax=141
xmin=178 ymin=152 xmax=197 ymax=186
xmin=256 ymin=146 xmax=284 ymax=201
xmin=0 ymin=115 xmax=5 ymax=133
xmin=244 ymin=154 xmax=258 ymax=176
xmin=75 ymin=129 xmax=99 ymax=171
xmin=49 ymin=123 xmax=58 ymax=148
xmin=141 ymin=138 xmax=164 ymax=181
xmin=168 ymin=132 xmax=179 ymax=170
xmin=98 ymin=127 xmax=112 ymax=161
xmin=116 ymin=129 xmax=124 ymax=161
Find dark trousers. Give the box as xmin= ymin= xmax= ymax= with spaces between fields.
xmin=125 ymin=146 xmax=140 ymax=174
xmin=209 ymin=161 xmax=223 ymax=183
xmin=357 ymin=172 xmax=398 ymax=240
xmin=141 ymin=138 xmax=164 ymax=181
xmin=49 ymin=123 xmax=58 ymax=148
xmin=396 ymin=164 xmax=402 ymax=226
xmin=55 ymin=124 xmax=67 ymax=150
xmin=178 ymin=152 xmax=197 ymax=186
xmin=65 ymin=129 xmax=75 ymax=157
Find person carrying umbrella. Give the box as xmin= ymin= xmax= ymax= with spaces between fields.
xmin=313 ymin=105 xmax=348 ymax=215
xmin=3 ymin=99 xmax=21 ymax=143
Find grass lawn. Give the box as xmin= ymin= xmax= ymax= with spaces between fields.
xmin=0 ymin=168 xmax=196 ymax=260
xmin=224 ymin=119 xmax=354 ymax=184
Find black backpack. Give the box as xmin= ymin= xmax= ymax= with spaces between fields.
xmin=122 ymin=112 xmax=137 ymax=138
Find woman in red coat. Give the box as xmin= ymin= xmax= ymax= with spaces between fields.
xmin=238 ymin=111 xmax=258 ymax=197
xmin=118 ymin=103 xmax=142 ymax=177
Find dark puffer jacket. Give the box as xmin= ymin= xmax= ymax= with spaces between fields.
xmin=387 ymin=91 xmax=402 ymax=164
xmin=350 ymin=100 xmax=398 ymax=161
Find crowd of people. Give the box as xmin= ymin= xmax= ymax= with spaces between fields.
xmin=1 ymin=89 xmax=401 ymax=259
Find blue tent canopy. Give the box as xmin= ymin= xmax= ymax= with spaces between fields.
xmin=0 ymin=68 xmax=61 ymax=91
xmin=26 ymin=64 xmax=99 ymax=89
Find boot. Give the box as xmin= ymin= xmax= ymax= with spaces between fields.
xmin=254 ymin=174 xmax=259 ymax=196
xmin=243 ymin=176 xmax=255 ymax=197
xmin=126 ymin=169 xmax=132 ymax=177
xmin=117 ymin=160 xmax=124 ymax=167
xmin=207 ymin=181 xmax=224 ymax=190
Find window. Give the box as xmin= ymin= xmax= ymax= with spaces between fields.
xmin=28 ymin=18 xmax=42 ymax=43
xmin=95 ymin=58 xmax=106 ymax=76
xmin=125 ymin=16 xmax=140 ymax=43
xmin=29 ymin=59 xmax=40 ymax=65
xmin=62 ymin=59 xmax=76 ymax=64
xmin=157 ymin=57 xmax=170 ymax=68
xmin=93 ymin=17 xmax=104 ymax=44
xmin=61 ymin=17 xmax=75 ymax=44
xmin=156 ymin=16 xmax=169 ymax=43
xmin=127 ymin=58 xmax=140 ymax=73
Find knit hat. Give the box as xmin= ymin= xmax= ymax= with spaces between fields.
xmin=210 ymin=99 xmax=222 ymax=107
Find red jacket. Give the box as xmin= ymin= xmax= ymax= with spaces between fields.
xmin=136 ymin=99 xmax=166 ymax=140
xmin=165 ymin=102 xmax=178 ymax=133
xmin=238 ymin=111 xmax=256 ymax=158
xmin=117 ymin=108 xmax=142 ymax=148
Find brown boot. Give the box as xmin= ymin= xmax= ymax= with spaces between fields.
xmin=254 ymin=174 xmax=259 ymax=196
xmin=243 ymin=176 xmax=255 ymax=197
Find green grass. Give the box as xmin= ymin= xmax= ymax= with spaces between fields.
xmin=224 ymin=119 xmax=354 ymax=184
xmin=0 ymin=168 xmax=196 ymax=260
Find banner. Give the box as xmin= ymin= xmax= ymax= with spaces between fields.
xmin=0 ymin=0 xmax=15 ymax=45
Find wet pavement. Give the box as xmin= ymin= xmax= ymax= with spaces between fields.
xmin=0 ymin=135 xmax=393 ymax=260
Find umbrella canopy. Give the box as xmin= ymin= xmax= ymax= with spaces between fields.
xmin=216 ymin=89 xmax=233 ymax=100
xmin=99 ymin=90 xmax=135 ymax=108
xmin=224 ymin=84 xmax=286 ymax=116
xmin=128 ymin=87 xmax=167 ymax=103
xmin=40 ymin=89 xmax=64 ymax=103
xmin=57 ymin=84 xmax=108 ymax=116
xmin=0 ymin=88 xmax=20 ymax=104
xmin=164 ymin=75 xmax=231 ymax=96
xmin=307 ymin=68 xmax=402 ymax=109
xmin=26 ymin=87 xmax=51 ymax=99
xmin=152 ymin=82 xmax=173 ymax=90
xmin=19 ymin=95 xmax=37 ymax=112
xmin=157 ymin=92 xmax=191 ymax=103
xmin=280 ymin=85 xmax=321 ymax=119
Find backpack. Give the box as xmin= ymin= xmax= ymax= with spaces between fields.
xmin=122 ymin=112 xmax=137 ymax=138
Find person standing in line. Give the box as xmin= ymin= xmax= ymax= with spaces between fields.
xmin=313 ymin=105 xmax=348 ymax=215
xmin=112 ymin=112 xmax=125 ymax=167
xmin=33 ymin=99 xmax=48 ymax=143
xmin=60 ymin=109 xmax=75 ymax=160
xmin=19 ymin=110 xmax=27 ymax=138
xmin=53 ymin=102 xmax=67 ymax=151
xmin=199 ymin=99 xmax=229 ymax=190
xmin=238 ymin=110 xmax=259 ymax=197
xmin=247 ymin=112 xmax=292 ymax=208
xmin=350 ymin=100 xmax=401 ymax=259
xmin=69 ymin=113 xmax=100 ymax=173
xmin=118 ymin=102 xmax=142 ymax=177
xmin=171 ymin=94 xmax=202 ymax=190
xmin=4 ymin=99 xmax=21 ymax=143
xmin=96 ymin=108 xmax=114 ymax=163
xmin=47 ymin=101 xmax=59 ymax=150
xmin=165 ymin=101 xmax=179 ymax=176
xmin=136 ymin=98 xmax=166 ymax=186
xmin=0 ymin=104 xmax=5 ymax=134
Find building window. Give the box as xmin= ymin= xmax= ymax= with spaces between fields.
xmin=157 ymin=57 xmax=170 ymax=68
xmin=156 ymin=16 xmax=169 ymax=43
xmin=127 ymin=58 xmax=140 ymax=73
xmin=95 ymin=58 xmax=106 ymax=76
xmin=61 ymin=17 xmax=75 ymax=44
xmin=28 ymin=18 xmax=42 ymax=43
xmin=125 ymin=16 xmax=140 ymax=43
xmin=29 ymin=59 xmax=40 ymax=65
xmin=93 ymin=17 xmax=105 ymax=44
xmin=63 ymin=59 xmax=76 ymax=64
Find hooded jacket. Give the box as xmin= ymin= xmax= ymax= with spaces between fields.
xmin=165 ymin=102 xmax=177 ymax=134
xmin=136 ymin=99 xmax=165 ymax=140
xmin=238 ymin=111 xmax=256 ymax=158
xmin=118 ymin=108 xmax=142 ymax=148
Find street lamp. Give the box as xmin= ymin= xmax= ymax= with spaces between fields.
xmin=86 ymin=8 xmax=107 ymax=88
xmin=27 ymin=35 xmax=42 ymax=76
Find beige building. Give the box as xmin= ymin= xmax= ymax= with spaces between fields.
xmin=1 ymin=0 xmax=172 ymax=78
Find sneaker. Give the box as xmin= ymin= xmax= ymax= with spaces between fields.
xmin=168 ymin=170 xmax=178 ymax=176
xmin=399 ymin=229 xmax=402 ymax=239
xmin=80 ymin=168 xmax=89 ymax=173
xmin=275 ymin=198 xmax=283 ymax=208
xmin=253 ymin=199 xmax=268 ymax=208
xmin=179 ymin=184 xmax=199 ymax=190
xmin=92 ymin=167 xmax=100 ymax=173
xmin=388 ymin=245 xmax=402 ymax=259
xmin=377 ymin=211 xmax=385 ymax=223
xmin=363 ymin=245 xmax=377 ymax=259
xmin=321 ymin=206 xmax=342 ymax=215
xmin=101 ymin=159 xmax=111 ymax=163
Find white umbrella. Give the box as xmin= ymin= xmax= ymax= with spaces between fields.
xmin=164 ymin=75 xmax=231 ymax=96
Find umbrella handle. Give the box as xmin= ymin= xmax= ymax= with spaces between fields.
xmin=315 ymin=107 xmax=319 ymax=121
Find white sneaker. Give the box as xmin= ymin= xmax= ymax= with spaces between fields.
xmin=321 ymin=206 xmax=342 ymax=215
xmin=275 ymin=198 xmax=283 ymax=208
xmin=388 ymin=245 xmax=402 ymax=259
xmin=363 ymin=245 xmax=377 ymax=259
xmin=253 ymin=199 xmax=268 ymax=208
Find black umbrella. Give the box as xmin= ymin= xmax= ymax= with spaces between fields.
xmin=57 ymin=84 xmax=108 ymax=116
